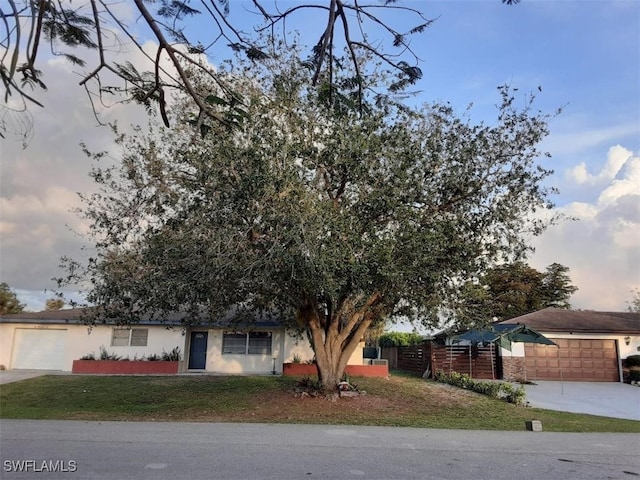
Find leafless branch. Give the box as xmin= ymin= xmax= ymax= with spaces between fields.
xmin=1 ymin=0 xmax=500 ymax=142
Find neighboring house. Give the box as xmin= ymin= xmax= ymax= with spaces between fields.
xmin=497 ymin=308 xmax=640 ymax=382
xmin=0 ymin=309 xmax=364 ymax=373
xmin=428 ymin=308 xmax=639 ymax=383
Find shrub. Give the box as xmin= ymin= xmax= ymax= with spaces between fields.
xmin=291 ymin=354 xmax=302 ymax=364
xmin=625 ymin=368 xmax=640 ymax=383
xmin=499 ymin=382 xmax=527 ymax=405
xmin=433 ymin=371 xmax=526 ymax=405
xmin=78 ymin=348 xmax=180 ymax=362
xmin=98 ymin=346 xmax=121 ymax=361
xmin=161 ymin=347 xmax=181 ymax=361
xmin=472 ymin=381 xmax=502 ymax=398
xmin=624 ymin=355 xmax=640 ymax=368
xmin=295 ymin=376 xmax=323 ymax=395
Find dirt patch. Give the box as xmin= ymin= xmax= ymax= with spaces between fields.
xmin=178 ymin=377 xmax=485 ymax=424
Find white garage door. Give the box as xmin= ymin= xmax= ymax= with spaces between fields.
xmin=11 ymin=329 xmax=68 ymax=370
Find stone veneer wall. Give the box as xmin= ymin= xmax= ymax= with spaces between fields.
xmin=502 ymin=357 xmax=526 ymax=382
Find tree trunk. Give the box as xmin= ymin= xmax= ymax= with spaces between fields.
xmin=312 ymin=329 xmax=362 ymax=391
xmin=300 ymin=293 xmax=380 ymax=391
xmin=315 ymin=353 xmax=343 ymax=390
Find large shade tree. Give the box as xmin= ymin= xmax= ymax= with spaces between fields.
xmin=2 ymin=0 xmax=519 ymax=142
xmin=453 ymin=261 xmax=578 ymax=326
xmin=61 ymin=52 xmax=556 ymax=389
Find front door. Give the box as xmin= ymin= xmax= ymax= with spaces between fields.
xmin=188 ymin=331 xmax=208 ymax=369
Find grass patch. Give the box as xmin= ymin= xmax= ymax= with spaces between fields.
xmin=1 ymin=372 xmax=638 ymax=433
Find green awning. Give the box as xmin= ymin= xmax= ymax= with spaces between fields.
xmin=450 ymin=324 xmax=556 ymax=352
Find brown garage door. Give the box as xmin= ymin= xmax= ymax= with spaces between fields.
xmin=524 ymin=338 xmax=619 ymax=382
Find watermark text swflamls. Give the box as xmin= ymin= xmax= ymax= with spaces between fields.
xmin=3 ymin=460 xmax=77 ymax=473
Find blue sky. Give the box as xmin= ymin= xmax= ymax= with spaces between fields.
xmin=1 ymin=0 xmax=639 ymax=312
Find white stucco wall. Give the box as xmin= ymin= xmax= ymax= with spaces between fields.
xmin=280 ymin=332 xmax=364 ymax=365
xmin=82 ymin=324 xmax=186 ymax=361
xmin=190 ymin=329 xmax=366 ymax=374
xmin=199 ymin=329 xmax=284 ymax=374
xmin=0 ymin=322 xmax=186 ymax=371
xmin=618 ymin=335 xmax=640 ymax=359
xmin=348 ymin=342 xmax=365 ymax=365
xmin=0 ymin=323 xmax=15 ymax=368
xmin=498 ymin=342 xmax=526 ymax=357
xmin=283 ymin=332 xmax=315 ymax=363
xmin=0 ymin=322 xmax=368 ymax=373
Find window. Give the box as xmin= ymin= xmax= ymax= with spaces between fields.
xmin=222 ymin=332 xmax=247 ymax=354
xmin=130 ymin=329 xmax=148 ymax=346
xmin=248 ymin=332 xmax=272 ymax=355
xmin=111 ymin=328 xmax=149 ymax=347
xmin=222 ymin=331 xmax=272 ymax=355
xmin=111 ymin=328 xmax=129 ymax=347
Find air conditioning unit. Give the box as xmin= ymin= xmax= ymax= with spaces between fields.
xmin=372 ymin=359 xmax=388 ymax=366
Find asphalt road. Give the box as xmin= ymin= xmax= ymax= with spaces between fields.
xmin=1 ymin=420 xmax=639 ymax=480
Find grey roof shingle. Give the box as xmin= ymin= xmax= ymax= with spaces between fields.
xmin=498 ymin=307 xmax=640 ymax=334
xmin=0 ymin=307 xmax=284 ymax=328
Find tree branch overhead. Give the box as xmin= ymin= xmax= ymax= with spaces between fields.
xmin=1 ymin=0 xmax=444 ymax=142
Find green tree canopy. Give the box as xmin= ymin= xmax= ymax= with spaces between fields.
xmin=542 ymin=262 xmax=578 ymax=309
xmin=61 ymin=52 xmax=557 ymax=389
xmin=454 ymin=261 xmax=578 ymax=326
xmin=378 ymin=332 xmax=424 ymax=348
xmin=0 ymin=282 xmax=25 ymax=315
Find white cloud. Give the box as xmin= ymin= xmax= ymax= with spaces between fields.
xmin=568 ymin=145 xmax=636 ymax=186
xmin=0 ymin=36 xmax=220 ymax=311
xmin=598 ymin=152 xmax=640 ymax=205
xmin=530 ymin=145 xmax=640 ymax=311
xmin=0 ymin=50 xmax=153 ymax=310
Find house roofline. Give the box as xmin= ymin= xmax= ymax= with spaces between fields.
xmin=501 ymin=321 xmax=640 ymax=335
xmin=0 ymin=308 xmax=284 ymax=329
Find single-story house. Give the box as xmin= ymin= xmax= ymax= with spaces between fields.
xmin=0 ymin=308 xmax=365 ymax=374
xmin=497 ymin=308 xmax=640 ymax=382
xmin=429 ymin=308 xmax=639 ymax=383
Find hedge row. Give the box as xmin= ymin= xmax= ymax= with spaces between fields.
xmin=433 ymin=371 xmax=526 ymax=405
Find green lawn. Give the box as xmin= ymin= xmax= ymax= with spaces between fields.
xmin=1 ymin=372 xmax=638 ymax=433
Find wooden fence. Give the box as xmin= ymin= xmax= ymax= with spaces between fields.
xmin=431 ymin=344 xmax=498 ymax=380
xmin=380 ymin=343 xmax=432 ymax=376
xmin=383 ymin=343 xmax=500 ymax=380
xmin=380 ymin=347 xmax=398 ymax=369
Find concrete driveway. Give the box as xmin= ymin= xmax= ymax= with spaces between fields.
xmin=524 ymin=381 xmax=640 ymax=421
